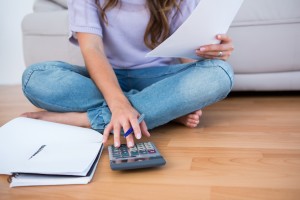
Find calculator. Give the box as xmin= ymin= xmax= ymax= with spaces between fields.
xmin=108 ymin=142 xmax=166 ymax=170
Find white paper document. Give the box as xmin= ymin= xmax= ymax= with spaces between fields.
xmin=10 ymin=144 xmax=101 ymax=176
xmin=0 ymin=117 xmax=103 ymax=187
xmin=146 ymin=0 xmax=244 ymax=59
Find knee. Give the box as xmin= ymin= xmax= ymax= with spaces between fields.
xmin=22 ymin=62 xmax=48 ymax=107
xmin=22 ymin=61 xmax=66 ymax=107
xmin=22 ymin=63 xmax=39 ymax=92
xmin=181 ymin=60 xmax=234 ymax=102
xmin=22 ymin=62 xmax=49 ymax=96
xmin=22 ymin=61 xmax=65 ymax=92
xmin=207 ymin=59 xmax=234 ymax=98
xmin=196 ymin=59 xmax=234 ymax=91
xmin=210 ymin=59 xmax=234 ymax=89
xmin=22 ymin=61 xmax=75 ymax=89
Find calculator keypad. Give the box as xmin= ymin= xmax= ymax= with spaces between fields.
xmin=108 ymin=142 xmax=166 ymax=170
xmin=109 ymin=142 xmax=160 ymax=160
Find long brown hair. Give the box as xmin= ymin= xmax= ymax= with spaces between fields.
xmin=95 ymin=0 xmax=183 ymax=49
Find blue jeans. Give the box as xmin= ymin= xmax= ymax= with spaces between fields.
xmin=22 ymin=59 xmax=234 ymax=132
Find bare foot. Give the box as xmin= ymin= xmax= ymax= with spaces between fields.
xmin=20 ymin=111 xmax=91 ymax=128
xmin=174 ymin=110 xmax=202 ymax=128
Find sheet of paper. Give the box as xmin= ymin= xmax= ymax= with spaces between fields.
xmin=146 ymin=0 xmax=244 ymax=59
xmin=0 ymin=117 xmax=103 ymax=175
xmin=10 ymin=146 xmax=103 ymax=187
xmin=10 ymin=144 xmax=101 ymax=176
xmin=0 ymin=143 xmax=40 ymax=175
xmin=0 ymin=117 xmax=102 ymax=145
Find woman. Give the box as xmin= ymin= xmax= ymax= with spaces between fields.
xmin=21 ymin=0 xmax=234 ymax=148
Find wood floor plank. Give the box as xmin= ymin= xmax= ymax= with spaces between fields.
xmin=211 ymin=187 xmax=300 ymax=200
xmin=0 ymin=85 xmax=300 ymax=199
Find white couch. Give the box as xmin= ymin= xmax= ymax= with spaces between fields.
xmin=22 ymin=0 xmax=300 ymax=91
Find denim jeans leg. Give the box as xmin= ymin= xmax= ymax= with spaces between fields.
xmin=22 ymin=61 xmax=110 ymax=130
xmin=22 ymin=59 xmax=234 ymax=133
xmin=126 ymin=59 xmax=234 ymax=129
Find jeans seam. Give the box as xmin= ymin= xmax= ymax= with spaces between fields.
xmin=23 ymin=63 xmax=62 ymax=90
xmin=22 ymin=69 xmax=35 ymax=92
xmin=217 ymin=66 xmax=233 ymax=90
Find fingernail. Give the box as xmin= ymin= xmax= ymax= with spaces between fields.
xmin=114 ymin=141 xmax=119 ymax=147
xmin=137 ymin=133 xmax=142 ymax=139
xmin=128 ymin=141 xmax=134 ymax=147
xmin=200 ymin=47 xmax=205 ymax=51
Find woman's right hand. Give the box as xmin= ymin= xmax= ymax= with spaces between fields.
xmin=102 ymin=101 xmax=150 ymax=148
xmin=77 ymin=33 xmax=149 ymax=148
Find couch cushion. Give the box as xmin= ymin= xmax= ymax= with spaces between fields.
xmin=232 ymin=0 xmax=300 ymax=26
xmin=34 ymin=0 xmax=66 ymax=12
xmin=51 ymin=0 xmax=67 ymax=8
xmin=35 ymin=0 xmax=300 ymax=27
xmin=22 ymin=11 xmax=69 ymax=35
xmin=228 ymin=0 xmax=300 ymax=74
xmin=228 ymin=22 xmax=300 ymax=74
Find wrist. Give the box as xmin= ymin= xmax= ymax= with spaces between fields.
xmin=108 ymin=95 xmax=131 ymax=112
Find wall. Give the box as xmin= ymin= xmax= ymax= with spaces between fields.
xmin=0 ymin=0 xmax=36 ymax=85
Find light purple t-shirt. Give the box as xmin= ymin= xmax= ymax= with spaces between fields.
xmin=68 ymin=0 xmax=199 ymax=69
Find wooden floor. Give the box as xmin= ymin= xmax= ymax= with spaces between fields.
xmin=0 ymin=85 xmax=300 ymax=200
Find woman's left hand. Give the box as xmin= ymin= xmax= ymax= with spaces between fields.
xmin=195 ymin=34 xmax=234 ymax=61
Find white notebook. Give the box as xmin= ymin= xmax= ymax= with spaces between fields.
xmin=0 ymin=117 xmax=103 ymax=187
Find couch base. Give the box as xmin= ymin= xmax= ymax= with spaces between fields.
xmin=233 ymin=72 xmax=300 ymax=91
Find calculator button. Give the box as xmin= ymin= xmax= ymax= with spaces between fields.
xmin=145 ymin=146 xmax=154 ymax=150
xmin=113 ymin=155 xmax=122 ymax=159
xmin=148 ymin=149 xmax=156 ymax=154
xmin=129 ymin=149 xmax=138 ymax=153
xmin=121 ymin=153 xmax=130 ymax=157
xmin=129 ymin=149 xmax=137 ymax=152
xmin=145 ymin=142 xmax=153 ymax=146
xmin=139 ymin=150 xmax=148 ymax=155
xmin=130 ymin=151 xmax=139 ymax=156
